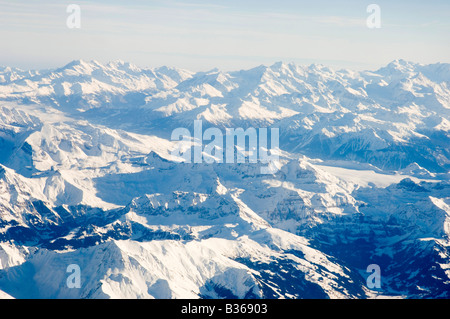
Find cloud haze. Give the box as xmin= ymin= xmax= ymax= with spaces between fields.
xmin=0 ymin=0 xmax=449 ymax=71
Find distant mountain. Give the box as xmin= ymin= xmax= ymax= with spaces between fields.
xmin=1 ymin=59 xmax=448 ymax=170
xmin=0 ymin=59 xmax=193 ymax=110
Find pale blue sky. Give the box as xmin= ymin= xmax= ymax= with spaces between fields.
xmin=0 ymin=0 xmax=449 ymax=71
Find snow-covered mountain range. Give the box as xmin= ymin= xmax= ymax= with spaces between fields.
xmin=0 ymin=60 xmax=449 ymax=298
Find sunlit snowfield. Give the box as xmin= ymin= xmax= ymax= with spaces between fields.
xmin=0 ymin=60 xmax=449 ymax=298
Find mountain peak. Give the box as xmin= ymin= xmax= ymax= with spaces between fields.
xmin=106 ymin=59 xmax=139 ymax=70
xmin=58 ymin=59 xmax=102 ymax=75
xmin=205 ymin=67 xmax=220 ymax=74
xmin=372 ymin=59 xmax=419 ymax=78
xmin=270 ymin=61 xmax=287 ymax=69
xmin=64 ymin=59 xmax=91 ymax=68
xmin=382 ymin=59 xmax=416 ymax=72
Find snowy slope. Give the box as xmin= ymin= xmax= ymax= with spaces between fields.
xmin=0 ymin=60 xmax=449 ymax=299
xmin=0 ymin=60 xmax=193 ymax=111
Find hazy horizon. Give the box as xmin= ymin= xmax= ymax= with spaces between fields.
xmin=2 ymin=57 xmax=448 ymax=75
xmin=1 ymin=0 xmax=449 ymax=72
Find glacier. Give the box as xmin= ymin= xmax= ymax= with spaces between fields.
xmin=0 ymin=59 xmax=449 ymax=299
